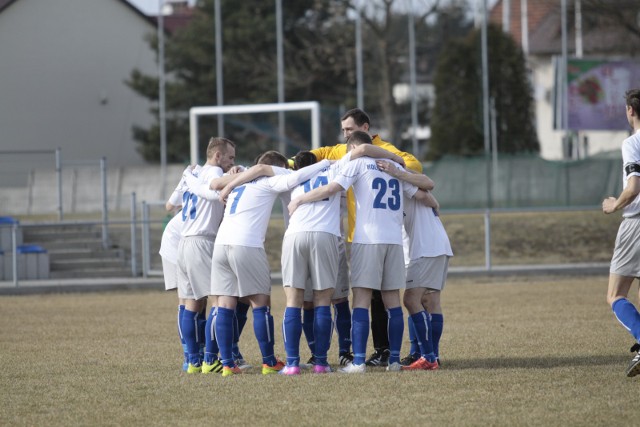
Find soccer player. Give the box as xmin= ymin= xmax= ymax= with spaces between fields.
xmin=280 ymin=144 xmax=407 ymax=375
xmin=602 ymin=88 xmax=640 ymax=377
xmin=308 ymin=108 xmax=422 ymax=367
xmin=175 ymin=137 xmax=236 ymax=374
xmin=289 ymin=131 xmax=429 ymax=373
xmin=211 ymin=151 xmax=331 ymax=377
xmin=376 ymin=159 xmax=452 ymax=370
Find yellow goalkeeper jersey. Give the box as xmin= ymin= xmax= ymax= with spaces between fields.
xmin=310 ymin=135 xmax=422 ymax=242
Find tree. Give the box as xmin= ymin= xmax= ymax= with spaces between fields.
xmin=429 ymin=24 xmax=539 ymax=160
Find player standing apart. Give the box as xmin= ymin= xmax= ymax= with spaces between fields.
xmin=602 ymin=88 xmax=640 ymax=377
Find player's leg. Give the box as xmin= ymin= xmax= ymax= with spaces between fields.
xmin=423 ymin=290 xmax=443 ymax=364
xmin=367 ymin=289 xmax=390 ymax=367
xmin=401 ymin=287 xmax=437 ymax=371
xmin=181 ymin=297 xmax=207 ymax=373
xmin=232 ymin=297 xmax=250 ymax=366
xmin=216 ymin=295 xmax=239 ymax=376
xmin=313 ymin=288 xmax=335 ymax=373
xmin=340 ymin=286 xmax=372 ymax=373
xmin=381 ymin=289 xmax=404 ymax=370
xmin=281 ymin=286 xmax=304 ymax=375
xmin=607 ymin=273 xmax=640 ymax=376
xmin=302 ymin=300 xmax=316 ymax=363
xmin=333 ymin=238 xmax=353 ymax=365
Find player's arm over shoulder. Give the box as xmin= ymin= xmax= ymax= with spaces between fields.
xmin=374 ymin=140 xmax=422 ymax=173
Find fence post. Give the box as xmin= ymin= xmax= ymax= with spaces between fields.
xmin=12 ymin=222 xmax=19 ymax=287
xmin=100 ymin=157 xmax=109 ymax=250
xmin=484 ymin=209 xmax=492 ymax=271
xmin=130 ymin=192 xmax=138 ymax=277
xmin=55 ymin=147 xmax=63 ymax=221
xmin=141 ymin=201 xmax=149 ymax=278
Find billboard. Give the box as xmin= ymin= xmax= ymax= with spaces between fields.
xmin=566 ymin=59 xmax=640 ymax=130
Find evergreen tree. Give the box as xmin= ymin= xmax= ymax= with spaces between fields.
xmin=430 ymin=24 xmax=539 ymax=159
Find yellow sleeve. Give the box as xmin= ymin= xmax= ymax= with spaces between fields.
xmin=372 ymin=138 xmax=423 ymax=173
xmin=310 ymin=145 xmax=347 ymax=161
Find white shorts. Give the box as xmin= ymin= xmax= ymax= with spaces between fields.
xmin=300 ymin=236 xmax=350 ymax=303
xmin=177 ymin=236 xmax=214 ymax=300
xmin=350 ymin=243 xmax=405 ymax=291
xmin=610 ymin=217 xmax=640 ymax=277
xmin=211 ymin=245 xmax=271 ymax=298
xmin=405 ymin=255 xmax=450 ymax=291
xmin=282 ymin=231 xmax=339 ymax=291
xmin=161 ymin=256 xmax=178 ymax=291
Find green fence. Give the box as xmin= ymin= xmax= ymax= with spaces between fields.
xmin=425 ymin=154 xmax=622 ymax=209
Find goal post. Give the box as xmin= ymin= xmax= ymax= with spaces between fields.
xmin=189 ymin=101 xmax=321 ymax=165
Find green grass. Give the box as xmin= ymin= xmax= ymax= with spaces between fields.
xmin=2 ymin=275 xmax=638 ymax=426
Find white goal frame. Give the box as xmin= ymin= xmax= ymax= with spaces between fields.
xmin=189 ymin=101 xmax=321 ymax=165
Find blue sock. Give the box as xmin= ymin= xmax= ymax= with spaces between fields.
xmin=407 ymin=315 xmax=419 ymax=356
xmin=254 ymin=306 xmax=277 ymax=366
xmin=302 ymin=308 xmax=315 ymax=356
xmin=352 ymin=308 xmax=369 ymax=365
xmin=178 ymin=305 xmax=187 ymax=365
xmin=204 ymin=307 xmax=219 ymax=364
xmin=232 ymin=302 xmax=250 ymax=359
xmin=387 ymin=307 xmax=404 ymax=364
xmin=283 ymin=307 xmax=302 ymax=367
xmin=197 ymin=306 xmax=207 ymax=358
xmin=612 ymin=298 xmax=640 ymax=342
xmin=333 ymin=301 xmax=352 ymax=354
xmin=181 ymin=309 xmax=201 ymax=365
xmin=430 ymin=313 xmax=444 ymax=360
xmin=314 ymin=305 xmax=332 ymax=366
xmin=411 ymin=311 xmax=435 ymax=362
xmin=215 ymin=307 xmax=235 ymax=367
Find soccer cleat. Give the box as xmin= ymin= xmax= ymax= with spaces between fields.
xmin=262 ymin=359 xmax=286 ymax=375
xmin=626 ymin=343 xmax=640 ymax=377
xmin=365 ymin=349 xmax=390 ymax=367
xmin=299 ymin=356 xmax=315 ymax=369
xmin=202 ymin=359 xmax=223 ymax=374
xmin=338 ymin=362 xmax=366 ymax=374
xmin=186 ymin=363 xmax=202 ymax=374
xmin=386 ymin=362 xmax=402 ymax=372
xmin=221 ymin=365 xmax=242 ymax=377
xmin=235 ymin=358 xmax=252 ymax=370
xmin=338 ymin=351 xmax=354 ymax=366
xmin=401 ymin=356 xmax=439 ymax=371
xmin=279 ymin=365 xmax=301 ymax=376
xmin=313 ymin=364 xmax=333 ymax=374
xmin=400 ymin=353 xmax=419 ymax=366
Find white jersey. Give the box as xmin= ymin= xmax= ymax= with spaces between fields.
xmin=402 ymin=196 xmax=453 ymax=263
xmin=215 ymin=160 xmax=330 ymax=247
xmin=179 ymin=165 xmax=225 ymax=237
xmin=167 ymin=165 xmax=202 ymax=207
xmin=621 ymin=129 xmax=640 ymax=218
xmin=159 ymin=212 xmax=183 ymax=263
xmin=285 ymin=153 xmax=352 ymax=237
xmin=333 ymin=157 xmax=418 ymax=245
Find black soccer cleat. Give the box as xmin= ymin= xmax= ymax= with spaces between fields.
xmin=626 ymin=343 xmax=640 ymax=377
xmin=365 ymin=348 xmax=390 ymax=367
xmin=339 ymin=351 xmax=354 ymax=366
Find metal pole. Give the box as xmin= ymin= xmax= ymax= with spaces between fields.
xmin=12 ymin=222 xmax=18 ymax=287
xmin=575 ymin=0 xmax=583 ymax=58
xmin=484 ymin=210 xmax=492 ymax=270
xmin=408 ymin=1 xmax=419 ymax=157
xmin=520 ymin=0 xmax=529 ymax=55
xmin=55 ymin=147 xmax=63 ymax=220
xmin=276 ymin=0 xmax=286 ymax=155
xmin=141 ymin=201 xmax=150 ymax=278
xmin=491 ymin=96 xmax=499 ymax=192
xmin=130 ymin=192 xmax=138 ymax=277
xmin=158 ymin=0 xmax=168 ymax=200
xmin=561 ymin=0 xmax=569 ymax=137
xmin=502 ymin=0 xmax=510 ymax=32
xmin=355 ymin=9 xmax=364 ymax=110
xmin=100 ymin=157 xmax=109 ymax=250
xmin=481 ymin=0 xmax=492 ymax=270
xmin=214 ymin=0 xmax=224 ymax=135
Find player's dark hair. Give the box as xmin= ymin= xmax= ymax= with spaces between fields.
xmin=206 ymin=137 xmax=235 ymax=160
xmin=341 ymin=108 xmax=370 ymax=127
xmin=626 ymin=89 xmax=640 ymax=118
xmin=293 ymin=151 xmax=317 ymax=170
xmin=257 ymin=150 xmax=288 ymax=168
xmin=346 ymin=130 xmax=372 ymax=146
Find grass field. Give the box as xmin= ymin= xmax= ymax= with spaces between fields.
xmin=2 ymin=274 xmax=639 ymax=426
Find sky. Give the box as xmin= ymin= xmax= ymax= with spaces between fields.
xmin=128 ymin=0 xmax=499 ymax=17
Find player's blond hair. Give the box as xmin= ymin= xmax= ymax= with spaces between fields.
xmin=206 ymin=137 xmax=235 ymax=160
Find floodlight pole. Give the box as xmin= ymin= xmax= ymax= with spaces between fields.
xmin=158 ymin=0 xmax=167 ymax=200
xmin=215 ymin=0 xmax=224 ymax=136
xmin=481 ymin=0 xmax=492 ymax=270
xmin=407 ymin=0 xmax=419 ymax=157
xmin=355 ymin=9 xmax=364 ymax=109
xmin=276 ymin=0 xmax=286 ymax=155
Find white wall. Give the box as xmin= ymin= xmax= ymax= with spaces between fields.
xmin=0 ymin=0 xmax=157 ymax=167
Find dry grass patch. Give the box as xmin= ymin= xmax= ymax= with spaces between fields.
xmin=2 ymin=275 xmax=639 ymax=426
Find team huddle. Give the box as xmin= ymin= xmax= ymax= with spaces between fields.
xmin=158 ymin=108 xmax=453 ymax=376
